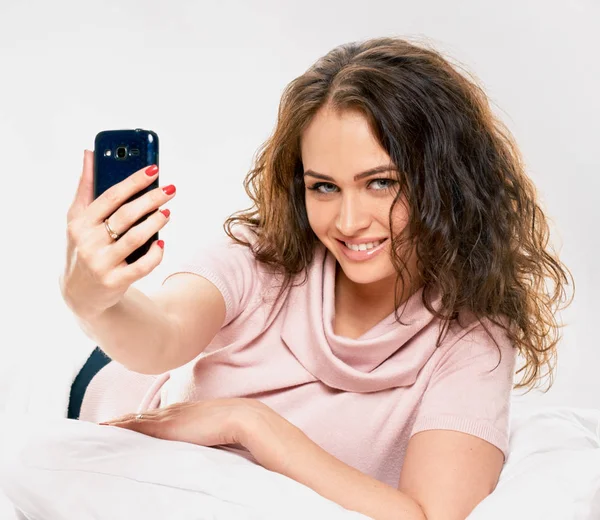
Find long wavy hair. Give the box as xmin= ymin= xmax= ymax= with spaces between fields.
xmin=223 ymin=36 xmax=575 ymax=393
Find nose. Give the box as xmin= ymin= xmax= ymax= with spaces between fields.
xmin=335 ymin=193 xmax=370 ymax=237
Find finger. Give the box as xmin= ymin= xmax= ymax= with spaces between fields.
xmin=100 ymin=408 xmax=167 ymax=425
xmin=67 ymin=149 xmax=95 ymax=222
xmin=87 ymin=163 xmax=160 ymax=226
xmin=102 ymin=237 xmax=165 ymax=287
xmin=107 ymin=207 xmax=169 ymax=264
xmin=101 ymin=180 xmax=175 ymax=243
xmin=99 ymin=412 xmax=138 ymax=425
xmin=101 ymin=415 xmax=166 ymax=439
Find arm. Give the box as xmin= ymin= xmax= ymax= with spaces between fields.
xmin=75 ymin=273 xmax=226 ymax=375
xmin=397 ymin=429 xmax=503 ymax=520
xmin=74 ymin=285 xmax=179 ymax=375
xmin=244 ymin=408 xmax=504 ymax=520
xmin=76 ymin=226 xmax=259 ymax=375
xmin=245 ymin=410 xmax=427 ymax=520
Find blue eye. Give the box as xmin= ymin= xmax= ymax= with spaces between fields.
xmin=307 ymin=178 xmax=398 ymax=194
xmin=308 ymin=182 xmax=337 ymax=194
xmin=370 ymin=179 xmax=395 ymax=190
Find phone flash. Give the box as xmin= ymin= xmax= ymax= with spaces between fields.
xmin=104 ymin=149 xmax=112 ymax=157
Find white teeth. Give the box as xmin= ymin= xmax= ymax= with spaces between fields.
xmin=344 ymin=239 xmax=384 ymax=251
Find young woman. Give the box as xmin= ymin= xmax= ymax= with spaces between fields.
xmin=61 ymin=36 xmax=574 ymax=520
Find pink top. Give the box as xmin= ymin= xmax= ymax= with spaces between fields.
xmin=80 ymin=224 xmax=517 ymax=488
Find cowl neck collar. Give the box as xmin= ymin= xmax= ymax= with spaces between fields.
xmin=280 ymin=244 xmax=444 ymax=392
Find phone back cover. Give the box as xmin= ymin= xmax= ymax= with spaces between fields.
xmin=93 ymin=129 xmax=159 ymax=264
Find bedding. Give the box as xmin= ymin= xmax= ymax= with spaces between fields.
xmin=1 ymin=345 xmax=599 ymax=519
xmin=0 ymin=414 xmax=370 ymax=520
xmin=0 ymin=404 xmax=599 ymax=520
xmin=467 ymin=405 xmax=600 ymax=519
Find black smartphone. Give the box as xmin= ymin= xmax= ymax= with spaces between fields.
xmin=93 ymin=129 xmax=159 ymax=265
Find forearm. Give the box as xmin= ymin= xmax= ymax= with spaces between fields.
xmin=245 ymin=410 xmax=427 ymax=520
xmin=75 ymin=286 xmax=180 ymax=375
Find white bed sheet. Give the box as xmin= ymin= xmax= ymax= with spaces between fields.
xmin=0 ymin=490 xmax=21 ymax=520
xmin=0 ymin=346 xmax=599 ymax=519
xmin=0 ymin=414 xmax=370 ymax=520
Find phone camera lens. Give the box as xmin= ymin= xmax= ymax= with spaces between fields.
xmin=116 ymin=146 xmax=127 ymax=159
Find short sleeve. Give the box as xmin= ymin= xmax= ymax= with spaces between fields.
xmin=160 ymin=225 xmax=262 ymax=328
xmin=410 ymin=319 xmax=517 ymax=461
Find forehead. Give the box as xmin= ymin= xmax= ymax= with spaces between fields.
xmin=300 ymin=107 xmax=391 ymax=175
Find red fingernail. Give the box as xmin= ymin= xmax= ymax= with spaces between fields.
xmin=157 ymin=240 xmax=165 ymax=249
xmin=145 ymin=165 xmax=159 ymax=176
xmin=160 ymin=209 xmax=170 ymax=218
xmin=162 ymin=184 xmax=176 ymax=195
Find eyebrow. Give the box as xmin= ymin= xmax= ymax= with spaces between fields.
xmin=303 ymin=165 xmax=398 ymax=182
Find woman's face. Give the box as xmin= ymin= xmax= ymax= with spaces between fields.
xmin=301 ymin=106 xmax=416 ymax=288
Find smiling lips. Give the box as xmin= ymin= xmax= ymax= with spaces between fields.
xmin=338 ymin=237 xmax=389 ymax=261
xmin=343 ymin=239 xmax=386 ymax=251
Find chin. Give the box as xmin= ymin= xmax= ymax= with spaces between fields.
xmin=339 ymin=262 xmax=397 ymax=286
xmin=329 ymin=242 xmax=396 ymax=285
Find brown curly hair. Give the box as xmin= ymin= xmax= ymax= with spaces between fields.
xmin=223 ymin=36 xmax=575 ymax=393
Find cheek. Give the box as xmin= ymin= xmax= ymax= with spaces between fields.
xmin=389 ymin=199 xmax=410 ymax=230
xmin=305 ymin=199 xmax=329 ymax=231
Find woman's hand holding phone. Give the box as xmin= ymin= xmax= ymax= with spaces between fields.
xmin=59 ymin=150 xmax=176 ymax=321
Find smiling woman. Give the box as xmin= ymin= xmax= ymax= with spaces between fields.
xmin=58 ymin=35 xmax=575 ymax=520
xmin=223 ymin=37 xmax=574 ymax=390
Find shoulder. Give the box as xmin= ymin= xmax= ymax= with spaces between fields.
xmin=436 ymin=312 xmax=517 ymax=368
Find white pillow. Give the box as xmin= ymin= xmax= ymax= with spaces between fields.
xmin=1 ymin=406 xmax=599 ymax=520
xmin=467 ymin=405 xmax=600 ymax=519
xmin=0 ymin=414 xmax=370 ymax=520
xmin=0 ymin=489 xmax=23 ymax=520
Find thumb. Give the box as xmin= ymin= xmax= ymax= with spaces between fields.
xmin=68 ymin=149 xmax=94 ymax=221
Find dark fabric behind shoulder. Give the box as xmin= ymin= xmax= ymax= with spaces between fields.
xmin=67 ymin=346 xmax=112 ymax=420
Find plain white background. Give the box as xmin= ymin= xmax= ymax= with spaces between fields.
xmin=0 ymin=0 xmax=598 ymax=412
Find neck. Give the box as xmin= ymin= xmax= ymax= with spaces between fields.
xmin=334 ymin=263 xmax=420 ymax=320
xmin=335 ymin=264 xmax=389 ymax=303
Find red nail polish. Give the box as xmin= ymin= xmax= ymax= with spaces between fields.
xmin=160 ymin=209 xmax=170 ymax=218
xmin=162 ymin=184 xmax=176 ymax=195
xmin=145 ymin=165 xmax=159 ymax=176
xmin=157 ymin=240 xmax=165 ymax=249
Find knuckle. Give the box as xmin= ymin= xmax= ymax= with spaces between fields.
xmin=151 ymin=189 xmax=164 ymax=204
xmin=100 ymin=273 xmax=119 ymax=290
xmin=66 ymin=221 xmax=81 ymax=242
xmin=136 ymin=173 xmax=150 ymax=187
xmin=123 ymin=228 xmax=144 ymax=247
xmin=66 ymin=208 xmax=77 ymax=224
xmin=131 ymin=261 xmax=149 ymax=278
xmin=103 ymin=188 xmax=121 ymax=205
xmin=77 ymin=247 xmax=95 ymax=266
xmin=123 ymin=257 xmax=147 ymax=280
xmin=159 ymin=419 xmax=176 ymax=436
xmin=89 ymin=259 xmax=108 ymax=280
xmin=119 ymin=206 xmax=136 ymax=225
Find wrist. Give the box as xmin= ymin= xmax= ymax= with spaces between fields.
xmin=233 ymin=399 xmax=270 ymax=446
xmin=235 ymin=400 xmax=293 ymax=472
